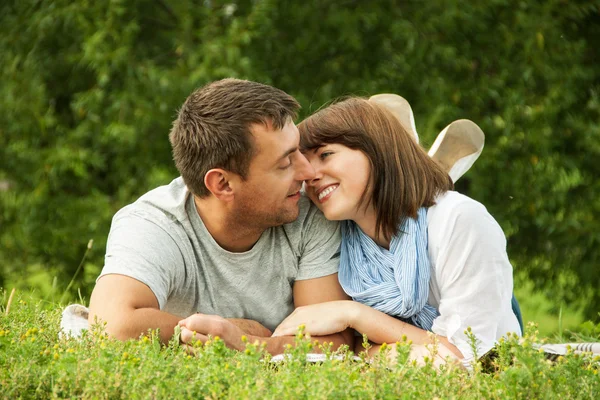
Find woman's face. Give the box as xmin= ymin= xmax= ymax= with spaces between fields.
xmin=303 ymin=144 xmax=372 ymax=221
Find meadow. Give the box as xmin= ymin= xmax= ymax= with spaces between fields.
xmin=1 ymin=2 xmax=599 ymax=398
xmin=1 ymin=289 xmax=599 ymax=399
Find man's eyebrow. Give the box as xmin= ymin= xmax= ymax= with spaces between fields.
xmin=276 ymin=147 xmax=298 ymax=162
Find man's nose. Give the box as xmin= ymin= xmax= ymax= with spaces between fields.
xmin=295 ymin=152 xmax=315 ymax=182
xmin=305 ymin=159 xmax=323 ymax=187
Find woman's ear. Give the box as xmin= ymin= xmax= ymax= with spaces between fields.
xmin=204 ymin=168 xmax=235 ymax=201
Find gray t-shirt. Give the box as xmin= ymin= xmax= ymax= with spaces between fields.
xmin=100 ymin=177 xmax=341 ymax=331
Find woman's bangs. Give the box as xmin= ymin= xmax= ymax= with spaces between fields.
xmin=299 ymin=119 xmax=326 ymax=151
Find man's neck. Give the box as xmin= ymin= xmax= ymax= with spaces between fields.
xmin=194 ymin=196 xmax=264 ymax=253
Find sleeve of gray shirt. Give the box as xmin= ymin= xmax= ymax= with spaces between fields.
xmin=295 ymin=203 xmax=342 ymax=280
xmin=99 ymin=209 xmax=185 ymax=310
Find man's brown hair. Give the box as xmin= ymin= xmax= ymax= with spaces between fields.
xmin=169 ymin=78 xmax=300 ymax=197
xmin=298 ymin=97 xmax=453 ymax=242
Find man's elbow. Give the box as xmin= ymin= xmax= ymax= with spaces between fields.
xmin=339 ymin=329 xmax=356 ymax=349
xmin=317 ymin=329 xmax=354 ymax=351
xmin=105 ymin=324 xmax=141 ymax=341
xmin=88 ymin=309 xmax=139 ymax=341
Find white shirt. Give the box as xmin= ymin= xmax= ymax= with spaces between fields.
xmin=426 ymin=191 xmax=521 ymax=361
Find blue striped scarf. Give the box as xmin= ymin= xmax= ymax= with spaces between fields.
xmin=339 ymin=208 xmax=438 ymax=331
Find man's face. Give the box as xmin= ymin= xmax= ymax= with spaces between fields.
xmin=230 ymin=120 xmax=315 ymax=228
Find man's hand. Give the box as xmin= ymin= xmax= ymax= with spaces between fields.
xmin=179 ymin=314 xmax=247 ymax=351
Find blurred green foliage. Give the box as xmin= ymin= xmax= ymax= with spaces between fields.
xmin=0 ymin=0 xmax=599 ymax=318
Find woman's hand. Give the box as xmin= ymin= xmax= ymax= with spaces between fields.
xmin=272 ymin=300 xmax=357 ymax=337
xmin=406 ymin=343 xmax=463 ymax=369
xmin=362 ymin=342 xmax=463 ymax=370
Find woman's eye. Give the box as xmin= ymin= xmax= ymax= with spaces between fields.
xmin=320 ymin=151 xmax=333 ymax=160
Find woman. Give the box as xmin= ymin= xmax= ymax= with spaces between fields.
xmin=272 ymin=97 xmax=521 ymax=365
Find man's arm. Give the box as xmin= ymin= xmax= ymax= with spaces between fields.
xmin=227 ymin=319 xmax=272 ymax=337
xmin=179 ymin=273 xmax=354 ymax=354
xmin=88 ymin=274 xmax=181 ymax=343
xmin=89 ymin=274 xmax=273 ymax=343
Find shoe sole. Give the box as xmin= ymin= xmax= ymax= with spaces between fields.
xmin=369 ymin=93 xmax=419 ymax=143
xmin=428 ymin=119 xmax=484 ymax=181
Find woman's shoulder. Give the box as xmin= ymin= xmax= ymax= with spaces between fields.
xmin=428 ymin=191 xmax=488 ymax=222
xmin=427 ymin=190 xmax=504 ymax=240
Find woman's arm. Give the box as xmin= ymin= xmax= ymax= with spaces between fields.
xmin=273 ymin=300 xmax=463 ymax=358
xmin=348 ymin=302 xmax=462 ymax=357
xmin=427 ymin=195 xmax=518 ymax=360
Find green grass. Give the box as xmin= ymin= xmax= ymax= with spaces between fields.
xmin=1 ymin=290 xmax=599 ymax=399
xmin=515 ymin=277 xmax=585 ymax=340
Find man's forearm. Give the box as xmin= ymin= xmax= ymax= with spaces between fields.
xmin=89 ymin=307 xmax=181 ymax=344
xmin=227 ymin=319 xmax=272 ymax=337
xmin=92 ymin=311 xmax=271 ymax=343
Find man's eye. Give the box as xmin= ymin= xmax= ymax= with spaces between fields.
xmin=280 ymin=160 xmax=292 ymax=170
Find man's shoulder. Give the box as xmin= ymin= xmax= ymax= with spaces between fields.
xmin=114 ymin=177 xmax=191 ymax=226
xmin=275 ymin=194 xmax=340 ymax=255
xmin=283 ymin=194 xmax=338 ymax=233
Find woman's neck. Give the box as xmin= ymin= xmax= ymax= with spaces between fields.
xmin=352 ymin=206 xmax=391 ymax=250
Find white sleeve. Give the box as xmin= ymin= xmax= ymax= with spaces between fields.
xmin=429 ymin=198 xmax=516 ymax=362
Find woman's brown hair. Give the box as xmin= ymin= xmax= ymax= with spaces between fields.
xmin=298 ymin=97 xmax=453 ymax=242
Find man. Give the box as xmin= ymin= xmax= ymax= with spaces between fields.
xmin=88 ymin=79 xmax=353 ymax=354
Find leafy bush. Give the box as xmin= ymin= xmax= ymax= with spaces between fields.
xmin=1 ymin=290 xmax=599 ymax=399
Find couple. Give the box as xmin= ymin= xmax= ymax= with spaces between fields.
xmin=87 ymin=78 xmax=521 ymax=365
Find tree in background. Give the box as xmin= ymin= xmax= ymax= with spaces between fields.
xmin=1 ymin=0 xmax=598 ymax=318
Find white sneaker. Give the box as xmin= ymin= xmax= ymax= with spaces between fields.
xmin=369 ymin=94 xmax=484 ymax=183
xmin=369 ymin=93 xmax=419 ymax=144
xmin=427 ymin=119 xmax=484 ymax=182
xmin=59 ymin=304 xmax=90 ymax=338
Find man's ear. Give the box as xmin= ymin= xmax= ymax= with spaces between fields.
xmin=204 ymin=168 xmax=235 ymax=201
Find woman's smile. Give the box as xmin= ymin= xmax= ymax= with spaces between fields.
xmin=304 ymin=144 xmax=371 ymax=221
xmin=317 ymin=184 xmax=339 ymax=202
